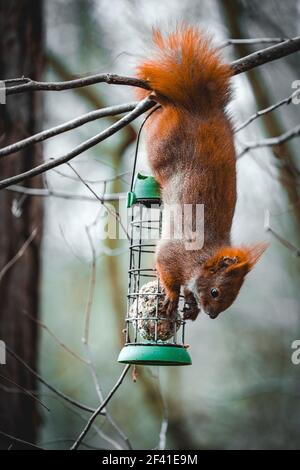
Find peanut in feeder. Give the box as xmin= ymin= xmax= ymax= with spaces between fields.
xmin=117 ymin=173 xmax=192 ymax=366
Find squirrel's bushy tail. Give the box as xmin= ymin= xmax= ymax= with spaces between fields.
xmin=136 ymin=26 xmax=232 ymax=111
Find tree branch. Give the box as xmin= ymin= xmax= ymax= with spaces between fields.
xmin=235 ymin=89 xmax=300 ymax=133
xmin=238 ymin=124 xmax=300 ymax=158
xmin=0 ymin=228 xmax=37 ymax=283
xmin=3 ymin=73 xmax=151 ymax=95
xmin=6 ymin=185 xmax=126 ymax=202
xmin=2 ymin=36 xmax=300 ymax=97
xmin=231 ymin=35 xmax=300 ymax=74
xmin=82 ymin=217 xmax=132 ymax=450
xmin=219 ymin=37 xmax=289 ymax=49
xmin=1 ymin=38 xmax=300 ymax=190
xmin=0 ymin=98 xmax=155 ymax=189
xmin=0 ymin=373 xmax=50 ymax=412
xmin=70 ymin=365 xmax=130 ymax=450
xmin=22 ymin=310 xmax=88 ymax=365
xmin=264 ymin=210 xmax=300 ymax=257
xmin=0 ymin=102 xmax=138 ymax=158
xmin=0 ymin=429 xmax=44 ymax=450
xmin=67 ymin=162 xmax=130 ymax=240
xmin=6 ymin=347 xmax=100 ymax=415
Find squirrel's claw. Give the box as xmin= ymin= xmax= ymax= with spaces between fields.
xmin=162 ymin=297 xmax=178 ymax=319
xmin=183 ymin=298 xmax=200 ymax=321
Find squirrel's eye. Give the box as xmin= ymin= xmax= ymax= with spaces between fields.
xmin=210 ymin=288 xmax=219 ymax=298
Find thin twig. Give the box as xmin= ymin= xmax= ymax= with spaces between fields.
xmin=6 ymin=347 xmax=101 ymax=415
xmin=0 ymin=98 xmax=155 ymax=190
xmin=0 ymin=102 xmax=138 ymax=158
xmin=235 ymin=89 xmax=300 ymax=133
xmin=6 ymin=185 xmax=126 ymax=202
xmin=54 ymin=390 xmax=123 ymax=451
xmin=83 ymin=225 xmax=97 ymax=345
xmin=219 ymin=37 xmax=289 ymax=49
xmin=22 ymin=310 xmax=88 ymax=365
xmin=0 ymin=228 xmax=37 ymax=283
xmin=81 ymin=203 xmax=132 ymax=450
xmin=67 ymin=162 xmax=130 ymax=240
xmin=70 ymin=365 xmax=131 ymax=450
xmin=264 ymin=210 xmax=300 ymax=256
xmin=157 ymin=372 xmax=168 ymax=451
xmin=0 ymin=430 xmax=44 ymax=450
xmin=52 ymin=169 xmax=130 ymax=185
xmin=0 ymin=384 xmax=117 ymax=450
xmin=238 ymin=124 xmax=300 ymax=158
xmin=0 ymin=373 xmax=50 ymax=412
xmin=58 ymin=223 xmax=85 ymax=264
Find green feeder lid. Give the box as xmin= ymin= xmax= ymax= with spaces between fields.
xmin=127 ymin=173 xmax=161 ymax=207
xmin=118 ymin=344 xmax=192 ymax=366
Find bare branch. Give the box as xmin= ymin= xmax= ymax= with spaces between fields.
xmin=238 ymin=124 xmax=300 ymax=158
xmin=2 ymin=36 xmax=300 ymax=99
xmin=264 ymin=210 xmax=300 ymax=257
xmin=235 ymin=89 xmax=300 ymax=133
xmin=22 ymin=310 xmax=88 ymax=365
xmin=157 ymin=374 xmax=168 ymax=451
xmin=1 ymin=38 xmax=300 ymax=190
xmin=0 ymin=98 xmax=155 ymax=190
xmin=219 ymin=37 xmax=289 ymax=49
xmin=6 ymin=184 xmax=126 ymax=202
xmin=0 ymin=102 xmax=138 ymax=158
xmin=70 ymin=365 xmax=131 ymax=450
xmin=52 ymin=169 xmax=130 ymax=185
xmin=0 ymin=430 xmax=44 ymax=450
xmin=83 ymin=225 xmax=97 ymax=345
xmin=77 ymin=192 xmax=132 ymax=450
xmin=67 ymin=162 xmax=130 ymax=240
xmin=0 ymin=373 xmax=50 ymax=412
xmin=231 ymin=35 xmax=300 ymax=75
xmin=0 ymin=228 xmax=37 ymax=283
xmin=58 ymin=391 xmax=124 ymax=451
xmin=6 ymin=347 xmax=101 ymax=415
xmin=3 ymin=73 xmax=151 ymax=95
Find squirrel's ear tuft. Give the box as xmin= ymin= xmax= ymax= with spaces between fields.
xmin=226 ymin=242 xmax=268 ymax=275
xmin=245 ymin=242 xmax=269 ymax=270
xmin=204 ymin=243 xmax=268 ymax=274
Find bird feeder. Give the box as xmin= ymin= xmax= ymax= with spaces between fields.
xmin=118 ymin=173 xmax=192 ymax=366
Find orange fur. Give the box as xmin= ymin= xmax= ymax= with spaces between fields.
xmin=136 ymin=26 xmax=267 ymax=320
xmin=136 ymin=25 xmax=232 ymax=111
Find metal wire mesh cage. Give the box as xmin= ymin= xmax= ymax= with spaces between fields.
xmin=118 ymin=174 xmax=192 ymax=366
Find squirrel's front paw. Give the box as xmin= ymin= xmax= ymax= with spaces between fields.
xmin=162 ymin=298 xmax=178 ymax=318
xmin=183 ymin=299 xmax=200 ymax=321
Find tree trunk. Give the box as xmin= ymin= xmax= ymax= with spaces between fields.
xmin=0 ymin=0 xmax=44 ymax=449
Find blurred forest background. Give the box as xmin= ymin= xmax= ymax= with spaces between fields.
xmin=0 ymin=0 xmax=300 ymax=450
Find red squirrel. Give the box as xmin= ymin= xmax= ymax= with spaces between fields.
xmin=136 ymin=26 xmax=267 ymax=320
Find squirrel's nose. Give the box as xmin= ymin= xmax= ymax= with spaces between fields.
xmin=205 ymin=307 xmax=218 ymax=319
xmin=208 ymin=311 xmax=218 ymax=319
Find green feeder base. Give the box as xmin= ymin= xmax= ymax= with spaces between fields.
xmin=118 ymin=344 xmax=192 ymax=366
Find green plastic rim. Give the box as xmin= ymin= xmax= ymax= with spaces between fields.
xmin=118 ymin=344 xmax=192 ymax=366
xmin=127 ymin=173 xmax=161 ymax=207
